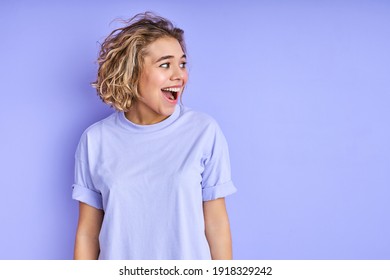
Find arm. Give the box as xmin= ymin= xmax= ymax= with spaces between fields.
xmin=203 ymin=198 xmax=233 ymax=260
xmin=74 ymin=202 xmax=104 ymax=260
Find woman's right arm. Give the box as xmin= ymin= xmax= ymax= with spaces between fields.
xmin=74 ymin=202 xmax=104 ymax=260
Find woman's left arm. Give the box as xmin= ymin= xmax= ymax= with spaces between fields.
xmin=203 ymin=197 xmax=233 ymax=260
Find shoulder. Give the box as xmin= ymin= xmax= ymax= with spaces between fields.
xmin=176 ymin=105 xmax=227 ymax=147
xmin=75 ymin=112 xmax=117 ymax=158
xmin=179 ymin=105 xmax=220 ymax=129
xmin=78 ymin=112 xmax=117 ymax=143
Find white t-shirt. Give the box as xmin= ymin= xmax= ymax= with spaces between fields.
xmin=72 ymin=104 xmax=237 ymax=259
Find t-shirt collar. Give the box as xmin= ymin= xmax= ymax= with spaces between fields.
xmin=117 ymin=104 xmax=181 ymax=133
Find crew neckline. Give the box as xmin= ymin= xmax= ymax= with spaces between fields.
xmin=117 ymin=105 xmax=181 ymax=133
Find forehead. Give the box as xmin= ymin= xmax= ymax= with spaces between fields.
xmin=144 ymin=37 xmax=184 ymax=61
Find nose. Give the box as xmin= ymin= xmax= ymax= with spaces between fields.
xmin=170 ymin=65 xmax=186 ymax=81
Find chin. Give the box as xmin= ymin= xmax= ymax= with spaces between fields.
xmin=161 ymin=107 xmax=175 ymax=116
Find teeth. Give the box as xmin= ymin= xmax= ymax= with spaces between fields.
xmin=162 ymin=87 xmax=180 ymax=92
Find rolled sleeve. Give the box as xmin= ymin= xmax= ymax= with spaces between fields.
xmin=72 ymin=184 xmax=103 ymax=210
xmin=201 ymin=121 xmax=237 ymax=201
xmin=72 ymin=132 xmax=103 ymax=210
xmin=202 ymin=180 xmax=237 ymax=201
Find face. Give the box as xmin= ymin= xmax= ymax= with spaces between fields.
xmin=127 ymin=37 xmax=188 ymax=125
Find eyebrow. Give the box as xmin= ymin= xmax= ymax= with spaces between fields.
xmin=155 ymin=54 xmax=186 ymax=63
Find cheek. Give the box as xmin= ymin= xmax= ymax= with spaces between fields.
xmin=150 ymin=72 xmax=169 ymax=87
xmin=141 ymin=70 xmax=165 ymax=86
xmin=183 ymin=71 xmax=189 ymax=84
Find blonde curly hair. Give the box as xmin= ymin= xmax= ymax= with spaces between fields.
xmin=92 ymin=12 xmax=186 ymax=111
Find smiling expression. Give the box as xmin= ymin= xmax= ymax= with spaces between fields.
xmin=125 ymin=37 xmax=188 ymax=125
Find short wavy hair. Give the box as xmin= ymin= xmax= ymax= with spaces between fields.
xmin=92 ymin=12 xmax=186 ymax=111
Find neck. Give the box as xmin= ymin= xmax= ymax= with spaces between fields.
xmin=124 ymin=103 xmax=168 ymax=125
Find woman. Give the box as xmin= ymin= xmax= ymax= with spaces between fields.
xmin=72 ymin=12 xmax=237 ymax=260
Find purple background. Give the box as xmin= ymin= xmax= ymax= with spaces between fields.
xmin=1 ymin=0 xmax=389 ymax=259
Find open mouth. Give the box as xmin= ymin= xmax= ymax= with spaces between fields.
xmin=161 ymin=87 xmax=180 ymax=101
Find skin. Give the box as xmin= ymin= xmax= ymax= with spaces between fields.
xmin=125 ymin=37 xmax=188 ymax=125
xmin=74 ymin=37 xmax=233 ymax=260
xmin=203 ymin=198 xmax=233 ymax=259
xmin=74 ymin=202 xmax=103 ymax=259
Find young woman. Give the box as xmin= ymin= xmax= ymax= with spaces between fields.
xmin=72 ymin=12 xmax=237 ymax=260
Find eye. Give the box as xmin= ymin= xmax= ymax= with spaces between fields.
xmin=159 ymin=63 xmax=170 ymax=68
xmin=180 ymin=62 xmax=187 ymax=68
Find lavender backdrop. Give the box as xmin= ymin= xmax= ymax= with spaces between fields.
xmin=0 ymin=0 xmax=389 ymax=259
